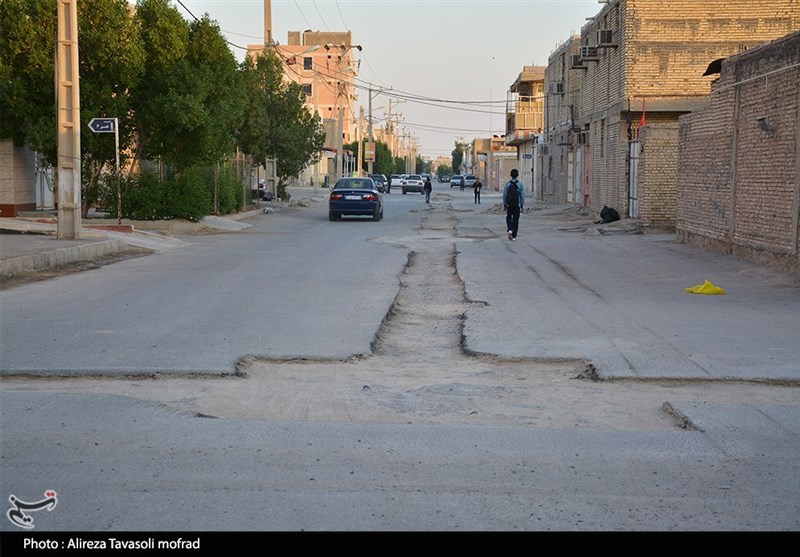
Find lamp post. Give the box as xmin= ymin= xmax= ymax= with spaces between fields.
xmin=324 ymin=43 xmax=362 ymax=182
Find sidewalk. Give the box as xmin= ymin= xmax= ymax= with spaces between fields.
xmin=0 ymin=208 xmax=264 ymax=280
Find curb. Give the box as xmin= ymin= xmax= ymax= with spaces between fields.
xmin=0 ymin=239 xmax=130 ymax=279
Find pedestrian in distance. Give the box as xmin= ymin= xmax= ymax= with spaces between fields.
xmin=386 ymin=174 xmax=392 ymax=194
xmin=502 ymin=169 xmax=525 ymax=241
xmin=474 ymin=179 xmax=482 ymax=205
xmin=423 ymin=176 xmax=433 ymax=204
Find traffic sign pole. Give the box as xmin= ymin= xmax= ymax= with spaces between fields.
xmin=87 ymin=117 xmax=121 ymax=224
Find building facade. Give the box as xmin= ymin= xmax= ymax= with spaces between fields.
xmin=549 ymin=0 xmax=800 ymax=227
xmin=505 ymin=66 xmax=545 ymax=197
xmin=676 ymin=30 xmax=800 ymax=273
xmin=248 ymin=30 xmax=360 ymax=186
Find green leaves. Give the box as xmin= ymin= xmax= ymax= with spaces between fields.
xmin=239 ymin=50 xmax=325 ymax=183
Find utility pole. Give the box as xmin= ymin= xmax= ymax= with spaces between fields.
xmin=357 ymin=106 xmax=364 ymax=177
xmin=264 ymin=0 xmax=273 ymax=45
xmin=367 ymin=86 xmax=373 ymax=175
xmin=57 ymin=0 xmax=81 ymax=239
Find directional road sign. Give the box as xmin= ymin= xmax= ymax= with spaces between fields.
xmin=88 ymin=118 xmax=116 ymax=133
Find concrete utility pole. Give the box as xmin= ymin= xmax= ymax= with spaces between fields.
xmin=357 ymin=106 xmax=364 ymax=177
xmin=57 ymin=0 xmax=81 ymax=239
xmin=264 ymin=0 xmax=273 ymax=45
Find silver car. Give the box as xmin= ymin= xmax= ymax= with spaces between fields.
xmin=401 ymin=174 xmax=425 ymax=194
xmin=464 ymin=175 xmax=478 ymax=188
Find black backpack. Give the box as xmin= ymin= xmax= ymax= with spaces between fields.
xmin=506 ymin=180 xmax=520 ymax=207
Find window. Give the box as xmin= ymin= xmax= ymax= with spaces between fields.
xmin=302 ymin=83 xmax=312 ymax=96
xmin=303 ymin=57 xmax=312 ymax=70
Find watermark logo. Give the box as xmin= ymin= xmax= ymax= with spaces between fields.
xmin=7 ymin=490 xmax=58 ymax=529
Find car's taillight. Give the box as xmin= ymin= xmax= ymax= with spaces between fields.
xmin=330 ymin=193 xmax=343 ymax=201
xmin=363 ymin=194 xmax=376 ymax=201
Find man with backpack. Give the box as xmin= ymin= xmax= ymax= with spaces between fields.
xmin=502 ymin=169 xmax=525 ymax=241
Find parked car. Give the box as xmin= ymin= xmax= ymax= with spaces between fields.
xmin=370 ymin=174 xmax=387 ymax=193
xmin=401 ymin=174 xmax=425 ymax=194
xmin=389 ymin=174 xmax=403 ymax=193
xmin=463 ymin=175 xmax=478 ymax=188
xmin=450 ymin=175 xmax=465 ymax=189
xmin=328 ymin=177 xmax=383 ymax=221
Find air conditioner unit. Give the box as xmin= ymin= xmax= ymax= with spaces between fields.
xmin=570 ymin=54 xmax=586 ymax=70
xmin=548 ymin=82 xmax=564 ymax=95
xmin=597 ymin=29 xmax=616 ymax=47
xmin=580 ymin=46 xmax=600 ymax=61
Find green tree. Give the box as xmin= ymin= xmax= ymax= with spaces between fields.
xmin=436 ymin=164 xmax=452 ymax=181
xmin=78 ymin=0 xmax=145 ymax=216
xmin=238 ymin=50 xmax=325 ymax=200
xmin=394 ymin=156 xmax=405 ymax=174
xmin=132 ymin=2 xmax=242 ymax=170
xmin=452 ymin=141 xmax=466 ymax=175
xmin=0 ymin=0 xmax=59 ymax=160
xmin=372 ymin=141 xmax=393 ymax=176
xmin=131 ymin=0 xmax=190 ymax=168
xmin=0 ymin=0 xmax=145 ymax=216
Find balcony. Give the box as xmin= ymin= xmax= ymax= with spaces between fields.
xmin=505 ymin=96 xmax=543 ymax=145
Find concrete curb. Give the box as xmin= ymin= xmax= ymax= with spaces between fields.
xmin=0 ymin=239 xmax=129 ymax=279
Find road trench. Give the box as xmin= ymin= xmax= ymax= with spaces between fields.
xmin=6 ymin=198 xmax=793 ymax=429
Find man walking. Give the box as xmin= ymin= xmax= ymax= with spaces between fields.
xmin=474 ymin=179 xmax=482 ymax=204
xmin=423 ymin=176 xmax=433 ymax=204
xmin=502 ymin=169 xmax=525 ymax=240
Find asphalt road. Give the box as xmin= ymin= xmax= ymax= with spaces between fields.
xmin=1 ymin=186 xmax=798 ymax=532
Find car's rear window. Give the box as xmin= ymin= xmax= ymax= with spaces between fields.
xmin=334 ymin=179 xmax=373 ymax=189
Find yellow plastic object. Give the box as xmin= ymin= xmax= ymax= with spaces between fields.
xmin=684 ymin=280 xmax=726 ymax=295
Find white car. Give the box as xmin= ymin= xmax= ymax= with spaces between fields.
xmin=401 ymin=174 xmax=425 ymax=194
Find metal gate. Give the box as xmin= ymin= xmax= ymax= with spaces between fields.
xmin=628 ymin=140 xmax=641 ymax=218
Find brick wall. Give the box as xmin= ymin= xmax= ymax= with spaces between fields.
xmin=559 ymin=0 xmax=800 ymax=224
xmin=0 ymin=139 xmax=37 ymax=217
xmin=677 ymin=31 xmax=800 ymax=273
xmin=638 ymin=124 xmax=679 ymax=228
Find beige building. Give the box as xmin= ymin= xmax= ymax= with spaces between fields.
xmin=505 ymin=66 xmax=545 ymax=197
xmin=676 ymin=30 xmax=800 ymax=273
xmin=248 ymin=30 xmax=360 ymax=185
xmin=543 ymin=36 xmax=583 ymax=205
xmin=466 ymin=136 xmax=517 ymax=191
xmin=548 ymin=0 xmax=799 ymax=227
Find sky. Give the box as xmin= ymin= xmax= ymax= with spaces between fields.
xmin=173 ymin=0 xmax=604 ymax=159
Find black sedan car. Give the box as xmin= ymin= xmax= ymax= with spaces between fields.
xmin=329 ymin=177 xmax=384 ymax=221
xmin=369 ymin=174 xmax=387 ymax=193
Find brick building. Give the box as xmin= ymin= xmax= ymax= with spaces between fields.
xmin=676 ymin=31 xmax=800 ymax=273
xmin=544 ymin=0 xmax=799 ymax=227
xmin=543 ymin=36 xmax=582 ymax=205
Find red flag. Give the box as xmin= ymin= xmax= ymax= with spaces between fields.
xmin=639 ymin=98 xmax=646 ymax=127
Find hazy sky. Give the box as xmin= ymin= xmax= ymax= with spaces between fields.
xmin=174 ymin=0 xmax=603 ymax=159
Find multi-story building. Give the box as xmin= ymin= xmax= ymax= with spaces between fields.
xmin=248 ymin=30 xmax=360 ymax=185
xmin=543 ymin=35 xmax=583 ymax=205
xmin=469 ymin=136 xmax=517 ymax=191
xmin=505 ymin=66 xmax=545 ymax=197
xmin=553 ymin=0 xmax=799 ymax=227
xmin=676 ymin=30 xmax=800 ymax=273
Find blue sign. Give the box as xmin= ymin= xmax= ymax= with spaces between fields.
xmin=88 ymin=118 xmax=116 ymax=133
xmin=522 ymin=153 xmax=533 ymax=159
